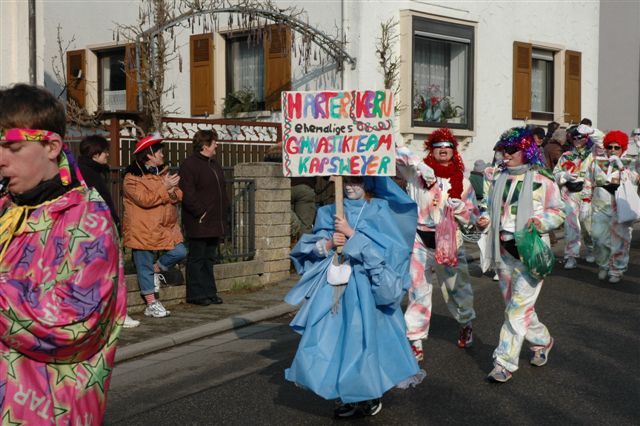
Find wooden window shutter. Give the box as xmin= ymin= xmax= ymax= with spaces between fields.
xmin=125 ymin=43 xmax=140 ymax=112
xmin=190 ymin=33 xmax=214 ymax=116
xmin=66 ymin=49 xmax=86 ymax=108
xmin=564 ymin=50 xmax=581 ymax=125
xmin=512 ymin=41 xmax=532 ymax=120
xmin=264 ymin=24 xmax=292 ymax=111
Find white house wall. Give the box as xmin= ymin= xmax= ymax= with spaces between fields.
xmin=0 ymin=0 xmax=45 ymax=86
xmin=38 ymin=0 xmax=599 ymax=166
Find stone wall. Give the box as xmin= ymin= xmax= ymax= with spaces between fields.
xmin=126 ymin=162 xmax=292 ymax=312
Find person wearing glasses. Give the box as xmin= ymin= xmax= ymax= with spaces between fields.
xmin=552 ymin=124 xmax=596 ymax=270
xmin=590 ymin=131 xmax=639 ymax=283
xmin=476 ymin=127 xmax=564 ymax=383
xmin=396 ymin=128 xmax=478 ymax=362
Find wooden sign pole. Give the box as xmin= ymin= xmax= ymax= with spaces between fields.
xmin=334 ymin=176 xmax=343 ymax=254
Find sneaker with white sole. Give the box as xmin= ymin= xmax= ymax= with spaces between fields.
xmin=493 ymin=273 xmax=499 ymax=281
xmin=360 ymin=399 xmax=382 ymax=417
xmin=563 ymin=257 xmax=577 ymax=269
xmin=608 ymin=275 xmax=621 ymax=283
xmin=153 ymin=273 xmax=167 ymax=293
xmin=123 ymin=314 xmax=140 ymax=328
xmin=144 ymin=300 xmax=171 ymax=318
xmin=598 ymin=268 xmax=608 ymax=280
xmin=410 ymin=340 xmax=424 ymax=362
xmin=487 ymin=364 xmax=512 ymax=383
xmin=334 ymin=401 xmax=359 ymax=418
xmin=585 ymin=255 xmax=595 ymax=263
xmin=531 ymin=337 xmax=554 ymax=367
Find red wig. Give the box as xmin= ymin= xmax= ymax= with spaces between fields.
xmin=424 ymin=128 xmax=465 ymax=199
xmin=603 ymin=130 xmax=629 ymax=153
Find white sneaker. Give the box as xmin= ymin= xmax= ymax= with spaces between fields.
xmin=598 ymin=269 xmax=608 ymax=280
xmin=493 ymin=273 xmax=499 ymax=281
xmin=144 ymin=300 xmax=171 ymax=318
xmin=608 ymin=275 xmax=621 ymax=283
xmin=153 ymin=273 xmax=167 ymax=293
xmin=123 ymin=314 xmax=140 ymax=328
xmin=585 ymin=255 xmax=595 ymax=263
xmin=563 ymin=257 xmax=577 ymax=269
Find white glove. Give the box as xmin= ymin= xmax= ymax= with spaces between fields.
xmin=563 ymin=172 xmax=578 ymax=182
xmin=608 ymin=155 xmax=624 ymax=169
xmin=417 ymin=163 xmax=436 ymax=185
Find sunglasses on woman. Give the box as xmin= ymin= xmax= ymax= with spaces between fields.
xmin=606 ymin=145 xmax=622 ymax=151
xmin=500 ymin=146 xmax=521 ymax=155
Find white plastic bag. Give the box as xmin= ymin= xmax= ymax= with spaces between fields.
xmin=326 ymin=254 xmax=352 ymax=285
xmin=615 ymin=174 xmax=640 ymax=223
xmin=477 ymin=231 xmax=492 ymax=273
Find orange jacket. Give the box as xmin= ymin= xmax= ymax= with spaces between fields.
xmin=122 ymin=167 xmax=184 ymax=250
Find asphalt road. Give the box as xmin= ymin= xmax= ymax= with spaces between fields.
xmin=105 ymin=234 xmax=640 ymax=425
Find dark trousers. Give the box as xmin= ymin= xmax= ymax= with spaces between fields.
xmin=186 ymin=237 xmax=219 ymax=302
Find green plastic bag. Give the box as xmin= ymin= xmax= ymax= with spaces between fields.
xmin=514 ymin=224 xmax=555 ymax=278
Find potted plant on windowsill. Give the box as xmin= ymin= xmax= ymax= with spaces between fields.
xmin=413 ymin=84 xmax=463 ymax=125
xmin=222 ymin=89 xmax=258 ymax=117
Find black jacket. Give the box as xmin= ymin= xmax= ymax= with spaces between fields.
xmin=178 ymin=152 xmax=229 ymax=239
xmin=78 ymin=156 xmax=120 ymax=228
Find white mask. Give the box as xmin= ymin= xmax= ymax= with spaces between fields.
xmin=344 ymin=181 xmax=365 ymax=200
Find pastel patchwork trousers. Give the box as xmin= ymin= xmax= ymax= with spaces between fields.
xmin=563 ymin=194 xmax=593 ymax=259
xmin=494 ymin=249 xmax=552 ymax=372
xmin=405 ymin=235 xmax=476 ymax=341
xmin=591 ymin=211 xmax=633 ymax=277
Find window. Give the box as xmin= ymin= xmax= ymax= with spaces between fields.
xmin=66 ymin=44 xmax=138 ymax=113
xmin=411 ymin=17 xmax=474 ymax=129
xmin=189 ymin=25 xmax=291 ymax=116
xmin=226 ymin=34 xmax=265 ymax=109
xmin=513 ymin=42 xmax=581 ymax=124
xmin=97 ymin=48 xmax=127 ymax=111
xmin=531 ymin=49 xmax=554 ymax=120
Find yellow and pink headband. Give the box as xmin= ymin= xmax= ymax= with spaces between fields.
xmin=0 ymin=128 xmax=78 ymax=186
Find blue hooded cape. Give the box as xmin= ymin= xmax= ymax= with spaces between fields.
xmin=284 ymin=176 xmax=420 ymax=403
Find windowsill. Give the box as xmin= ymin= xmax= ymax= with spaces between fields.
xmin=200 ymin=110 xmax=274 ymax=119
xmin=401 ymin=125 xmax=476 ymax=138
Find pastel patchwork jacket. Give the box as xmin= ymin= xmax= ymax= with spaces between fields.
xmin=553 ymin=149 xmax=594 ymax=201
xmin=396 ymin=147 xmax=479 ymax=243
xmin=591 ymin=157 xmax=640 ymax=216
xmin=0 ymin=187 xmax=126 ymax=425
xmin=481 ymin=166 xmax=565 ymax=234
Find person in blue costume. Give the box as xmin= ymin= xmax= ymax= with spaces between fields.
xmin=284 ymin=175 xmax=425 ymax=418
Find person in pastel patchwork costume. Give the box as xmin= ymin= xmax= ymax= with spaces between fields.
xmin=553 ymin=124 xmax=595 ymax=269
xmin=477 ymin=127 xmax=565 ymax=383
xmin=590 ymin=130 xmax=639 ymax=283
xmin=396 ymin=128 xmax=478 ymax=362
xmin=0 ymin=84 xmax=126 ymax=424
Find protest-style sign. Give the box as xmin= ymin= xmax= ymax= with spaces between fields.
xmin=281 ymin=90 xmax=396 ymax=177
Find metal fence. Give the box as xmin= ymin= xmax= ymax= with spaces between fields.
xmin=107 ymin=169 xmax=255 ymax=262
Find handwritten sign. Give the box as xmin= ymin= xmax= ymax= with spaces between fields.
xmin=281 ymin=90 xmax=395 ymax=177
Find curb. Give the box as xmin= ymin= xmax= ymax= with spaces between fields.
xmin=115 ymin=302 xmax=298 ymax=364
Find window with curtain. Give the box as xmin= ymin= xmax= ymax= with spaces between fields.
xmin=226 ymin=35 xmax=265 ymax=109
xmin=412 ymin=17 xmax=474 ymax=129
xmin=531 ymin=48 xmax=554 ymax=120
xmin=98 ymin=49 xmax=126 ymax=111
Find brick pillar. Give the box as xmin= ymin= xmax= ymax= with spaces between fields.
xmin=234 ymin=162 xmax=291 ymax=285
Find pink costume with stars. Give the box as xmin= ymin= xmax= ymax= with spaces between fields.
xmin=0 ymin=186 xmax=126 ymax=425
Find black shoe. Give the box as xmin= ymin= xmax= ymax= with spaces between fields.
xmin=334 ymin=402 xmax=359 ymax=418
xmin=188 ymin=299 xmax=211 ymax=306
xmin=209 ymin=296 xmax=223 ymax=304
xmin=360 ymin=399 xmax=382 ymax=416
